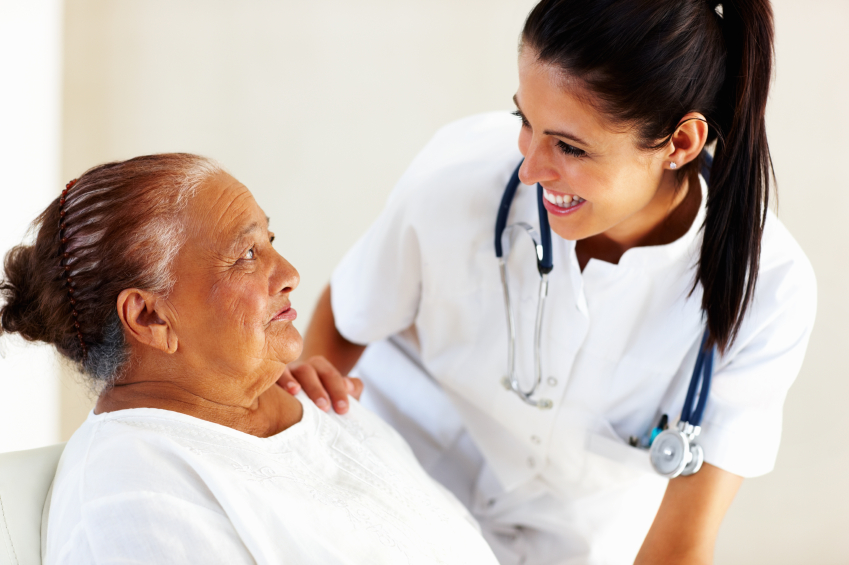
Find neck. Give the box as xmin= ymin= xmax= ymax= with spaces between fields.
xmin=576 ymin=169 xmax=701 ymax=269
xmin=95 ymin=365 xmax=303 ymax=438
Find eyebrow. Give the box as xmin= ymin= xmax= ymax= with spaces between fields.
xmin=513 ymin=95 xmax=591 ymax=147
xmin=229 ymin=216 xmax=270 ymax=250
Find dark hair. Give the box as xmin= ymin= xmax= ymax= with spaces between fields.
xmin=0 ymin=153 xmax=221 ymax=384
xmin=523 ymin=0 xmax=774 ymax=352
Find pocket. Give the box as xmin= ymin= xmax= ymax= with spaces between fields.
xmin=549 ymin=406 xmax=661 ymax=499
xmin=585 ymin=432 xmax=655 ymax=476
xmin=576 ymin=413 xmax=663 ymax=496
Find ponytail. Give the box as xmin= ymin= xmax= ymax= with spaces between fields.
xmin=522 ymin=0 xmax=776 ymax=351
xmin=699 ymin=0 xmax=775 ymax=351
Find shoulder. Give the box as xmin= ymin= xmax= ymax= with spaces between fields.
xmin=392 ymin=112 xmax=523 ymax=207
xmin=48 ymin=412 xmax=256 ymax=564
xmin=329 ymin=398 xmax=422 ymax=468
xmin=723 ymin=210 xmax=817 ymax=359
xmin=756 ymin=211 xmax=817 ymax=314
xmin=53 ymin=410 xmax=225 ymax=509
xmin=416 ymin=111 xmax=522 ymax=166
xmin=47 ymin=411 xmax=227 ymax=560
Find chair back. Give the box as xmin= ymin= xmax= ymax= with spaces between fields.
xmin=0 ymin=444 xmax=64 ymax=565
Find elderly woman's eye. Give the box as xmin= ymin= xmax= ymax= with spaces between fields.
xmin=244 ymin=247 xmax=255 ymax=260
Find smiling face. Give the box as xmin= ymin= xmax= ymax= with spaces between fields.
xmin=165 ymin=172 xmax=302 ymax=399
xmin=515 ymin=48 xmax=677 ymax=244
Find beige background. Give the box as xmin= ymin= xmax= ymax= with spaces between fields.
xmin=5 ymin=0 xmax=848 ymax=562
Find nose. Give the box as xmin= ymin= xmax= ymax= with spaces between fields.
xmin=270 ymin=251 xmax=300 ymax=296
xmin=518 ymin=135 xmax=559 ymax=187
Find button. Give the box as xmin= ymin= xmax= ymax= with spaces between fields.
xmin=527 ymin=457 xmax=536 ymax=469
xmin=547 ymin=376 xmax=558 ymax=387
xmin=530 ymin=435 xmax=541 ymax=445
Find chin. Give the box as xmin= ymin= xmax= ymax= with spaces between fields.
xmin=267 ymin=327 xmax=303 ymax=364
xmin=549 ymin=220 xmax=589 ymax=242
xmin=282 ymin=336 xmax=304 ymax=364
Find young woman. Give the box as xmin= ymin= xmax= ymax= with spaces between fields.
xmin=286 ymin=0 xmax=816 ymax=563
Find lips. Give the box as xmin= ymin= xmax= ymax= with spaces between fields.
xmin=271 ymin=306 xmax=297 ymax=322
xmin=542 ymin=187 xmax=587 ymax=217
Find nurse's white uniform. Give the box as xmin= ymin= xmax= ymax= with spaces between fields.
xmin=331 ymin=112 xmax=817 ymax=564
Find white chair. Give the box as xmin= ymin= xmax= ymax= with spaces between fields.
xmin=0 ymin=444 xmax=64 ymax=565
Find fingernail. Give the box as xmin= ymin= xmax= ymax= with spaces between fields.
xmin=345 ymin=379 xmax=354 ymax=393
xmin=316 ymin=397 xmax=329 ymax=410
xmin=336 ymin=400 xmax=348 ymax=412
xmin=286 ymin=382 xmax=300 ymax=393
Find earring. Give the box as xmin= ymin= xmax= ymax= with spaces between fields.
xmin=669 ymin=162 xmax=677 ymax=170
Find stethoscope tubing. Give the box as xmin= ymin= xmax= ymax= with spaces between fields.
xmin=495 ymin=161 xmax=555 ymax=408
xmin=682 ymin=331 xmax=714 ymax=427
xmin=494 ymin=163 xmax=553 ymax=274
xmin=494 ymin=164 xmax=521 ymax=259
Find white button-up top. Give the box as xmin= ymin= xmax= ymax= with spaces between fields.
xmin=331 ymin=112 xmax=817 ymax=564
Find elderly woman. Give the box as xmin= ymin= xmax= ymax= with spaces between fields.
xmin=0 ymin=154 xmax=499 ymax=565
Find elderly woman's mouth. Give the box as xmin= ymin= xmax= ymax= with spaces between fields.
xmin=272 ymin=306 xmax=297 ymax=322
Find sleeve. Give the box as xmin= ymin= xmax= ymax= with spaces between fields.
xmin=698 ymin=231 xmax=817 ymax=478
xmin=330 ymin=112 xmax=522 ymax=346
xmin=54 ymin=492 xmax=255 ymax=565
xmin=330 ymin=161 xmax=424 ymax=345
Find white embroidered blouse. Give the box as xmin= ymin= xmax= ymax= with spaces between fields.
xmin=45 ymin=392 xmax=500 ymax=565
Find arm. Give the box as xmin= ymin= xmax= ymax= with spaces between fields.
xmin=277 ymin=284 xmax=366 ymax=414
xmin=634 ymin=463 xmax=743 ymax=565
xmin=301 ymin=284 xmax=366 ymax=374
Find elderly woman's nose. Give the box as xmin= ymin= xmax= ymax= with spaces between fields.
xmin=271 ymin=253 xmax=300 ymax=294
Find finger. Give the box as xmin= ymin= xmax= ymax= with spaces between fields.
xmin=346 ymin=377 xmax=364 ymax=401
xmin=275 ymin=366 xmax=302 ymax=396
xmin=289 ymin=363 xmax=331 ymax=412
xmin=308 ymin=356 xmax=351 ymax=414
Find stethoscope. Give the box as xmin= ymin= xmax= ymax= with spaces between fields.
xmin=494 ymin=155 xmax=716 ymax=478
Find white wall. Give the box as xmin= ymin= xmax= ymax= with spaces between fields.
xmin=59 ymin=0 xmax=848 ymax=562
xmin=0 ymin=1 xmax=64 ymax=454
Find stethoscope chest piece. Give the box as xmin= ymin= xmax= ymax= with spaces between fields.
xmin=684 ymin=443 xmax=705 ymax=476
xmin=650 ymin=427 xmax=691 ymax=478
xmin=649 ymin=422 xmax=705 ymax=478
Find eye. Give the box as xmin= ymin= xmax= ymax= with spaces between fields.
xmin=244 ymin=246 xmax=255 ymax=260
xmin=269 ymin=233 xmax=275 ymax=244
xmin=557 ymin=140 xmax=586 ymax=158
xmin=512 ymin=110 xmax=530 ymax=128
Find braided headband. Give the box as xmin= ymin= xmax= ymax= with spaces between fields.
xmin=58 ymin=179 xmax=86 ymax=359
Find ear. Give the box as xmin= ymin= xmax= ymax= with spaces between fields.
xmin=116 ymin=289 xmax=178 ymax=354
xmin=665 ymin=112 xmax=709 ymax=171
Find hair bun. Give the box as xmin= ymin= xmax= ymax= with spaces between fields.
xmin=1 ymin=243 xmax=64 ymax=347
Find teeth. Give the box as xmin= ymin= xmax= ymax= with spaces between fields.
xmin=543 ymin=188 xmax=584 ymax=208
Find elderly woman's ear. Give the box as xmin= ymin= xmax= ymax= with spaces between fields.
xmin=117 ymin=288 xmax=178 ymax=354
